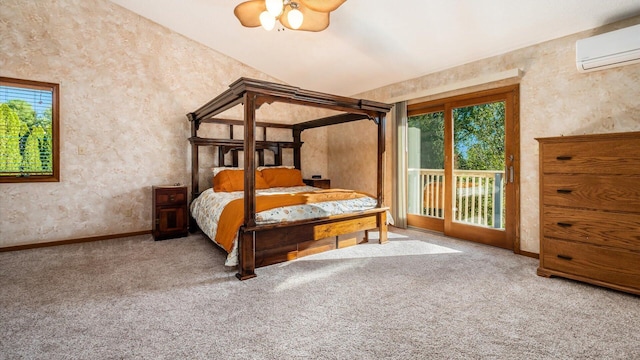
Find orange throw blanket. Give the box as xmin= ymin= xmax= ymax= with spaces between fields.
xmin=215 ymin=189 xmax=368 ymax=252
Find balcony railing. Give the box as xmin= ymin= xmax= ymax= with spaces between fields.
xmin=408 ymin=169 xmax=505 ymax=229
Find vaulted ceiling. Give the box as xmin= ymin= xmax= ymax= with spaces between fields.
xmin=109 ymin=0 xmax=640 ymax=96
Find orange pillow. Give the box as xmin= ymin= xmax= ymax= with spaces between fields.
xmin=213 ymin=170 xmax=269 ymax=192
xmin=260 ymin=168 xmax=305 ymax=187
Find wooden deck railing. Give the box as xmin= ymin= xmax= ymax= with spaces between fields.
xmin=408 ymin=169 xmax=505 ymax=228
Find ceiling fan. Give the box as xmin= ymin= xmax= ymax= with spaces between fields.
xmin=234 ymin=0 xmax=346 ymax=32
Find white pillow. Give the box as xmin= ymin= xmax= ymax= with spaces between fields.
xmin=212 ymin=167 xmax=242 ymax=177
xmin=257 ymin=165 xmax=295 ymax=171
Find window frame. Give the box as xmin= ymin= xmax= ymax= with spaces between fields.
xmin=0 ymin=77 xmax=60 ymax=183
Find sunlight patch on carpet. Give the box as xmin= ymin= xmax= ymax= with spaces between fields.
xmin=273 ymin=261 xmax=361 ymax=291
xmin=298 ymin=239 xmax=461 ymax=262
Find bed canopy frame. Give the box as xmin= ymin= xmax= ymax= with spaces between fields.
xmin=187 ymin=78 xmax=393 ymax=280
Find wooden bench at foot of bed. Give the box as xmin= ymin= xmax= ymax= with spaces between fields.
xmin=236 ymin=207 xmax=388 ymax=280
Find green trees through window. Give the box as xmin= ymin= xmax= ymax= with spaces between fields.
xmin=453 ymin=101 xmax=505 ymax=171
xmin=0 ymin=77 xmax=59 ymax=182
xmin=408 ymin=111 xmax=444 ymax=169
xmin=408 ymin=101 xmax=505 ymax=171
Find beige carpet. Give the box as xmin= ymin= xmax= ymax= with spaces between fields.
xmin=1 ymin=228 xmax=638 ymax=359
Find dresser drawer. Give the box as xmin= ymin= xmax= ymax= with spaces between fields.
xmin=540 ymin=137 xmax=640 ymax=175
xmin=541 ymin=238 xmax=640 ymax=290
xmin=543 ymin=207 xmax=640 ymax=251
xmin=542 ymin=174 xmax=640 ymax=212
xmin=155 ymin=187 xmax=187 ymax=205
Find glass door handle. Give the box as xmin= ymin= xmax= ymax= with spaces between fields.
xmin=508 ymin=154 xmax=514 ymax=183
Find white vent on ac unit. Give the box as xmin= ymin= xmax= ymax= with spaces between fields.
xmin=576 ymin=24 xmax=640 ymax=72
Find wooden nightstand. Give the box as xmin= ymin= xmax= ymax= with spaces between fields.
xmin=303 ymin=178 xmax=331 ymax=189
xmin=152 ymin=185 xmax=188 ymax=240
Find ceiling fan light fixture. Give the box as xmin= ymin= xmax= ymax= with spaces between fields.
xmin=234 ymin=0 xmax=345 ymax=32
xmin=265 ymin=0 xmax=284 ymax=17
xmin=287 ymin=3 xmax=304 ymax=30
xmin=259 ymin=11 xmax=276 ymax=31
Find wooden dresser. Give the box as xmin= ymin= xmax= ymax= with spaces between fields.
xmin=536 ymin=131 xmax=640 ymax=295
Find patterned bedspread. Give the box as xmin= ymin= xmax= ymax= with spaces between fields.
xmin=190 ymin=186 xmax=382 ymax=266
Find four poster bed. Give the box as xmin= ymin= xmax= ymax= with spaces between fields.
xmin=187 ymin=78 xmax=393 ymax=280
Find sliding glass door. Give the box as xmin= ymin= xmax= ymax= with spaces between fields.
xmin=406 ymin=86 xmax=519 ymax=250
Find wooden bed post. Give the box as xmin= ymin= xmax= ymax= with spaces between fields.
xmin=188 ymin=112 xmax=200 ymax=231
xmin=188 ymin=112 xmax=199 ymax=201
xmin=378 ymin=211 xmax=388 ymax=244
xmin=377 ymin=112 xmax=388 ymax=244
xmin=243 ymin=92 xmax=257 ymax=228
xmin=237 ymin=230 xmax=256 ymax=280
xmin=293 ymin=129 xmax=302 ymax=170
xmin=377 ymin=112 xmax=386 ymax=207
xmin=275 ymin=145 xmax=283 ymax=166
xmin=237 ymin=92 xmax=258 ymax=280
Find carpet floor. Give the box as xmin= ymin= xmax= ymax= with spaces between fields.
xmin=1 ymin=227 xmax=638 ymax=359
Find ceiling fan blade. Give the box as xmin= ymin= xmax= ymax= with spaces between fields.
xmin=234 ymin=0 xmax=266 ymax=28
xmin=281 ymin=5 xmax=330 ymax=32
xmin=298 ymin=0 xmax=346 ymax=13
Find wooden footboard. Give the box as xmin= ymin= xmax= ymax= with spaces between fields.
xmin=236 ymin=208 xmax=388 ymax=280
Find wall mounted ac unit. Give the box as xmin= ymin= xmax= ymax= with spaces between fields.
xmin=576 ymin=24 xmax=640 ymax=72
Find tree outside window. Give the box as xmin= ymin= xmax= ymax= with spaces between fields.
xmin=0 ymin=77 xmax=59 ymax=183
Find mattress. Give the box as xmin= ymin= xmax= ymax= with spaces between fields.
xmin=190 ymin=185 xmax=382 ymax=266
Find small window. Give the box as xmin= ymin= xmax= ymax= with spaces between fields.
xmin=0 ymin=77 xmax=59 ymax=182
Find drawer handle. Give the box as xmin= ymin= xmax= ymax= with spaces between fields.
xmin=169 ymin=195 xmax=176 ymax=201
xmin=556 ymin=156 xmax=572 ymax=161
xmin=557 ymin=254 xmax=573 ymax=261
xmin=557 ymin=222 xmax=572 ymax=228
xmin=556 ymin=189 xmax=572 ymax=194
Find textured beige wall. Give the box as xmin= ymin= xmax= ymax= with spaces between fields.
xmin=333 ymin=16 xmax=640 ymax=254
xmin=327 ymin=120 xmax=383 ymax=195
xmin=0 ymin=0 xmax=327 ymax=246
